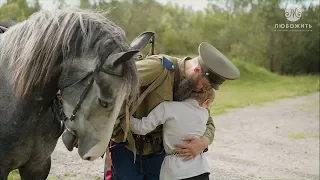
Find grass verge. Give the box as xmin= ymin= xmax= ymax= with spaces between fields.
xmin=207 ymin=59 xmax=319 ymax=116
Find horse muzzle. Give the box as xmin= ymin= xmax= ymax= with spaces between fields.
xmin=61 ymin=129 xmax=78 ymax=151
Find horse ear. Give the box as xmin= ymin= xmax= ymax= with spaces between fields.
xmin=103 ymin=50 xmax=139 ymax=76
xmin=130 ymin=31 xmax=155 ymax=51
xmin=112 ymin=50 xmax=140 ymax=66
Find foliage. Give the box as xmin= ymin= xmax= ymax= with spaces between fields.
xmin=0 ymin=0 xmax=39 ymax=22
xmin=0 ymin=0 xmax=318 ymax=75
xmin=86 ymin=0 xmax=319 ymax=75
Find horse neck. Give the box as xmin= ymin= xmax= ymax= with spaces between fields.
xmin=21 ymin=74 xmax=61 ymax=115
xmin=36 ymin=75 xmax=60 ymax=107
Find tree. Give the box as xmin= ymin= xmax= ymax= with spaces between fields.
xmin=0 ymin=0 xmax=39 ymax=22
xmin=1 ymin=0 xmax=318 ymax=74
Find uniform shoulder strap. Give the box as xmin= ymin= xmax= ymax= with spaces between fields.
xmin=129 ymin=67 xmax=169 ymax=116
xmin=152 ymin=55 xmax=181 ymax=100
xmin=117 ymin=66 xmax=169 ymax=162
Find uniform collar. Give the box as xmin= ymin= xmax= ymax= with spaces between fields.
xmin=177 ymin=56 xmax=193 ymax=79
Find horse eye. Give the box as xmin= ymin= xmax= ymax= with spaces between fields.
xmin=98 ymin=99 xmax=108 ymax=108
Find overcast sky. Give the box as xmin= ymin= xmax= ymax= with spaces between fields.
xmin=34 ymin=0 xmax=209 ymax=11
xmin=0 ymin=0 xmax=318 ymax=11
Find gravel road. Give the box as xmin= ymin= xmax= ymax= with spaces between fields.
xmin=49 ymin=92 xmax=320 ymax=180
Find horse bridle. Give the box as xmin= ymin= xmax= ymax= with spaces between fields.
xmin=52 ymin=46 xmax=118 ymax=138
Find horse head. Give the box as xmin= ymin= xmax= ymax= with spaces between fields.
xmin=60 ymin=31 xmax=154 ymax=161
xmin=0 ymin=8 xmax=151 ymax=161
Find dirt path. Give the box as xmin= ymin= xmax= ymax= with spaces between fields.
xmin=49 ymin=92 xmax=320 ymax=180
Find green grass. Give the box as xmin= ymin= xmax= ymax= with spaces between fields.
xmin=95 ymin=176 xmax=102 ymax=180
xmin=206 ymin=59 xmax=319 ymax=116
xmin=8 ymin=169 xmax=58 ymax=180
xmin=8 ymin=170 xmax=20 ymax=180
xmin=63 ymin=172 xmax=72 ymax=176
xmin=288 ymin=132 xmax=320 ymax=139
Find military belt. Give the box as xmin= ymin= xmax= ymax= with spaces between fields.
xmin=109 ymin=141 xmax=129 ymax=152
xmin=132 ymin=132 xmax=164 ymax=173
xmin=165 ymin=152 xmax=177 ymax=156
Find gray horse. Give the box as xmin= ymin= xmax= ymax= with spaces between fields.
xmin=0 ymin=8 xmax=150 ymax=180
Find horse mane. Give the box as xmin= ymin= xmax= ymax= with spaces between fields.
xmin=0 ymin=8 xmax=139 ymax=101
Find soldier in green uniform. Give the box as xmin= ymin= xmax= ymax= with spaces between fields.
xmin=108 ymin=42 xmax=240 ymax=180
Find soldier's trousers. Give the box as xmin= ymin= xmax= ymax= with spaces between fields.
xmin=110 ymin=142 xmax=165 ymax=180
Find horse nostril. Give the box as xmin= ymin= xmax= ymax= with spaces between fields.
xmin=85 ymin=156 xmax=91 ymax=161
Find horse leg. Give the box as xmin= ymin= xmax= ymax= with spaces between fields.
xmin=19 ymin=157 xmax=51 ymax=180
xmin=0 ymin=169 xmax=9 ymax=180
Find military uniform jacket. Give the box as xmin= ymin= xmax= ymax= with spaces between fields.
xmin=113 ymin=54 xmax=215 ymax=155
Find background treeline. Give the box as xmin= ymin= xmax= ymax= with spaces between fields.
xmin=0 ymin=0 xmax=319 ymax=75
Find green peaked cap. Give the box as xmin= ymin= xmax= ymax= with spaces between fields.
xmin=197 ymin=42 xmax=240 ymax=90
